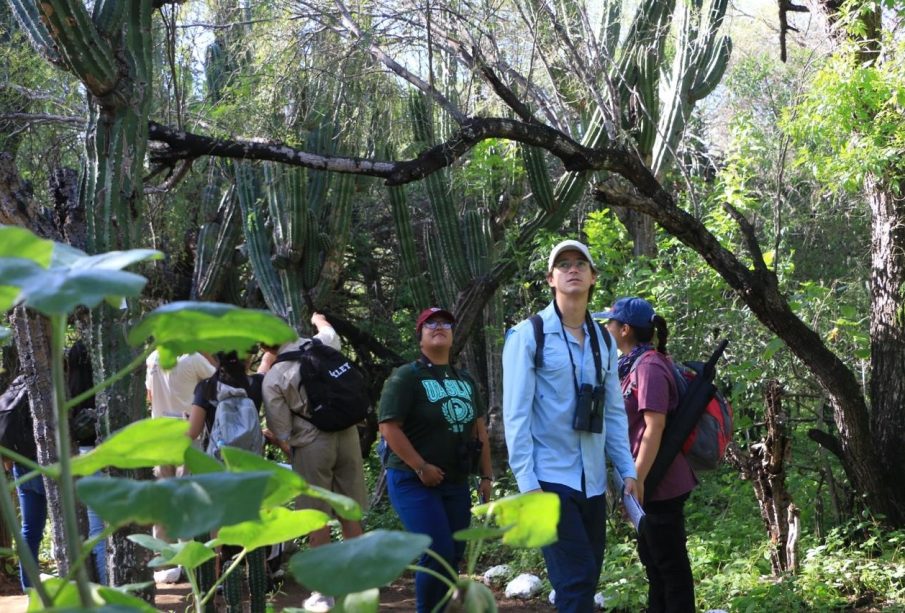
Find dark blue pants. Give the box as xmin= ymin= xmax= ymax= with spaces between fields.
xmin=13 ymin=463 xmax=47 ymax=590
xmin=638 ymin=494 xmax=695 ymax=612
xmin=539 ymin=480 xmax=607 ymax=613
xmin=386 ymin=469 xmax=471 ymax=613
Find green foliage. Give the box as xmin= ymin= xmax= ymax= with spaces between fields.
xmin=289 ymin=530 xmax=431 ymax=597
xmin=784 ymin=38 xmax=905 ymax=191
xmin=472 ymin=491 xmax=560 ymax=548
xmin=128 ymin=301 xmax=296 ymax=369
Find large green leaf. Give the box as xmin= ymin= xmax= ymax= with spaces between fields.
xmin=66 ymin=418 xmax=190 ymax=476
xmin=0 ymin=225 xmax=54 ymax=265
xmin=128 ymin=302 xmax=295 ymax=368
xmin=289 ymin=530 xmax=431 ymax=596
xmin=95 ymin=586 xmax=158 ymax=613
xmin=183 ymin=446 xmax=225 ymax=475
xmin=306 ymin=484 xmax=362 ymax=521
xmin=472 ymin=491 xmax=559 ymax=548
xmin=335 ymin=588 xmax=380 ymax=613
xmin=213 ymin=507 xmax=329 ymax=550
xmin=147 ymin=540 xmax=217 ymax=571
xmin=0 ymin=258 xmax=148 ymax=316
xmin=221 ymin=447 xmax=305 ymax=507
xmin=77 ymin=472 xmax=270 ymax=539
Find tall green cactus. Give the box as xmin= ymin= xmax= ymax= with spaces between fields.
xmin=228 ymin=123 xmax=355 ymax=332
xmin=193 ymin=186 xmax=241 ymax=300
xmin=652 ymin=0 xmax=731 ymax=177
xmin=10 ymin=0 xmax=157 ymax=594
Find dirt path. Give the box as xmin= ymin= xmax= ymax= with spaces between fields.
xmin=0 ymin=574 xmax=553 ymax=612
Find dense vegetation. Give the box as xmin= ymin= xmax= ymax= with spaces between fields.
xmin=2 ymin=0 xmax=905 ymax=610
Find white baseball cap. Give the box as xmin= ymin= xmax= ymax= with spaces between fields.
xmin=547 ymin=240 xmax=597 ymax=273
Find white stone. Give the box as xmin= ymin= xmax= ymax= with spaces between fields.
xmin=504 ymin=573 xmax=542 ymax=599
xmin=482 ymin=564 xmax=512 ymax=586
xmin=548 ymin=589 xmax=556 ymax=605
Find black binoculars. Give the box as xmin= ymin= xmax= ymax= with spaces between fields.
xmin=573 ymin=383 xmax=605 ymax=433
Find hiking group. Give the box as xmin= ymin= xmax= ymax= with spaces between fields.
xmin=2 ymin=238 xmax=730 ymax=613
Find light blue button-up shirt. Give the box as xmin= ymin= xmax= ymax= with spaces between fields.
xmin=502 ymin=301 xmax=637 ymax=496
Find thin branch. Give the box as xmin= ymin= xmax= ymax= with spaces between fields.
xmin=144 ymin=159 xmax=193 ymax=195
xmin=723 ymin=201 xmax=771 ymax=279
xmin=331 ymin=0 xmax=467 ymax=124
xmin=0 ymin=113 xmax=85 ymax=127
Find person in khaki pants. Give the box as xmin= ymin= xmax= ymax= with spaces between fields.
xmin=263 ymin=312 xmax=366 ymax=613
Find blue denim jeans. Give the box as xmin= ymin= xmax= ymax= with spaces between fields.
xmin=79 ymin=446 xmax=107 ymax=585
xmin=386 ymin=469 xmax=471 ymax=613
xmin=539 ymin=480 xmax=607 ymax=613
xmin=13 ymin=463 xmax=47 ymax=590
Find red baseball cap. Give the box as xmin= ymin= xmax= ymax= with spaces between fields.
xmin=416 ymin=307 xmax=456 ymax=333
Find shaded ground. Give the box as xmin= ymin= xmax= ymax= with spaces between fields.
xmin=0 ymin=572 xmax=553 ymax=611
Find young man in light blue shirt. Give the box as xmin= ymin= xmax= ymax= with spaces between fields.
xmin=502 ymin=239 xmax=638 ymax=613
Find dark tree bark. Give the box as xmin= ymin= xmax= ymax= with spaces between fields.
xmin=727 ymin=381 xmax=796 ymax=575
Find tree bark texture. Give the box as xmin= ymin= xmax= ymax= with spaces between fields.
xmin=726 ymin=380 xmax=796 ymax=575
xmin=866 ymin=177 xmax=905 ymax=523
xmin=11 ymin=307 xmax=69 ymax=575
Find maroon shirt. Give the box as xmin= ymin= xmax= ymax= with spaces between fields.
xmin=622 ymin=351 xmax=697 ymax=502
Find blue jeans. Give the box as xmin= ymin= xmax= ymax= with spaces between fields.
xmin=13 ymin=463 xmax=47 ymax=591
xmin=386 ymin=469 xmax=471 ymax=613
xmin=638 ymin=493 xmax=694 ymax=612
xmin=79 ymin=446 xmax=107 ymax=585
xmin=539 ymin=480 xmax=607 ymax=613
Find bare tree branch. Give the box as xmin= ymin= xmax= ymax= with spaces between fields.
xmin=723 ymin=201 xmax=771 ymax=279
xmin=147 ymin=118 xmax=636 ymax=185
xmin=331 ymin=0 xmax=468 ymax=124
xmin=0 ymin=113 xmax=85 ymax=127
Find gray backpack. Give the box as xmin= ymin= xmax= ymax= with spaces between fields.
xmin=206 ymin=383 xmax=264 ymax=460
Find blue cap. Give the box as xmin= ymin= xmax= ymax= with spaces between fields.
xmin=596 ymin=297 xmax=655 ymax=328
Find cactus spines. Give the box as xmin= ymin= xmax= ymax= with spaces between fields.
xmin=389 ymin=183 xmax=431 ymax=309
xmin=193 ymin=186 xmax=241 ymax=301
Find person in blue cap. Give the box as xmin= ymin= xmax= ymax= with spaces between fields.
xmin=502 ymin=240 xmax=638 ymax=613
xmin=602 ymin=296 xmax=697 ymax=613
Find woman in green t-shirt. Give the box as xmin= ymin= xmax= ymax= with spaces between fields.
xmin=379 ymin=307 xmax=492 ymax=613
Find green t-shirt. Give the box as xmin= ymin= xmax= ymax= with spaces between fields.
xmin=378 ymin=362 xmax=486 ymax=483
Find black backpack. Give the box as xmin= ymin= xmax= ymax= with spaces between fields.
xmin=0 ymin=375 xmax=37 ymax=461
xmin=274 ymin=339 xmax=370 ymax=432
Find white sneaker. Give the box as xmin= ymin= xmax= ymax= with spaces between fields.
xmin=153 ymin=566 xmax=182 ymax=584
xmin=303 ymin=591 xmax=335 ymax=612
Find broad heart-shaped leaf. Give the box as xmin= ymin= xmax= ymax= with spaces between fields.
xmin=0 ymin=241 xmax=160 ymax=316
xmin=289 ymin=530 xmax=431 ymax=596
xmin=213 ymin=507 xmax=329 ymax=550
xmin=306 ymin=484 xmax=362 ymax=521
xmin=335 ymin=588 xmax=380 ymax=613
xmin=95 ymin=586 xmax=158 ymax=613
xmin=66 ymin=418 xmax=190 ymax=477
xmin=0 ymin=225 xmax=54 ymax=266
xmin=452 ymin=526 xmax=509 ymax=542
xmin=183 ymin=446 xmax=225 ymax=475
xmin=0 ymin=258 xmax=147 ymax=316
xmin=147 ymin=540 xmax=216 ymax=571
xmin=77 ymin=471 xmax=271 ymax=540
xmin=221 ymin=447 xmax=305 ymax=507
xmin=128 ymin=302 xmax=296 ymax=369
xmin=127 ymin=533 xmax=169 ymax=553
xmin=472 ymin=491 xmax=559 ymax=548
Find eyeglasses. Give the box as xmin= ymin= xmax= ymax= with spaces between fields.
xmin=554 ymin=259 xmax=590 ymax=272
xmin=423 ymin=321 xmax=454 ymax=330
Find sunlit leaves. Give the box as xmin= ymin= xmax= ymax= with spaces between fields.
xmin=213 ymin=507 xmax=330 ymax=551
xmin=66 ymin=418 xmax=190 ymax=477
xmin=77 ymin=472 xmax=270 ymax=539
xmin=128 ymin=301 xmax=295 ymax=368
xmin=472 ymin=491 xmax=559 ymax=548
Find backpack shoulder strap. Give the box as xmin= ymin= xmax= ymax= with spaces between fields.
xmin=529 ymin=314 xmax=544 ymax=370
xmin=594 ymin=320 xmax=612 ymax=351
